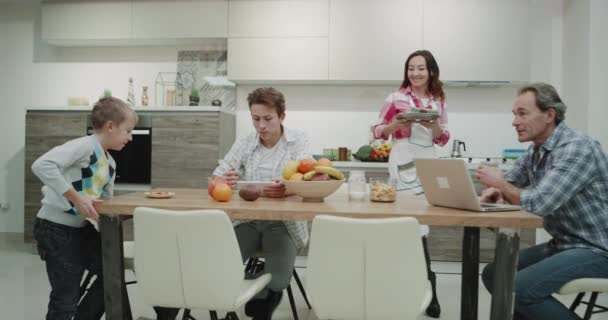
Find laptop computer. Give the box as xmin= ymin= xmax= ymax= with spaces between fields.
xmin=414 ymin=158 xmax=521 ymax=212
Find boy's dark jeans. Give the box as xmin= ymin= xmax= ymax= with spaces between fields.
xmin=34 ymin=218 xmax=105 ymax=320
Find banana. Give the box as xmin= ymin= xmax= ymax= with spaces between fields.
xmin=302 ymin=170 xmax=317 ymax=181
xmin=314 ymin=166 xmax=344 ymax=180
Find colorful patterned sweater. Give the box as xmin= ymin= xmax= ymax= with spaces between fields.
xmin=32 ymin=134 xmax=116 ymax=227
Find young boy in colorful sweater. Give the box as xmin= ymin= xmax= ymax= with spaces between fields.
xmin=32 ymin=97 xmax=137 ymax=320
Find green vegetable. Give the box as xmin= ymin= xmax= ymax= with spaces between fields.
xmin=355 ymin=145 xmax=373 ymax=160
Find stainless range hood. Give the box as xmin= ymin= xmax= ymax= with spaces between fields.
xmin=443 ymin=81 xmax=523 ymax=88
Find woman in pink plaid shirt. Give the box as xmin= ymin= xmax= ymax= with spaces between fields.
xmin=372 ymin=50 xmax=449 ymax=318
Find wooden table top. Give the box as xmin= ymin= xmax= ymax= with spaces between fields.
xmin=96 ymin=188 xmax=543 ymax=229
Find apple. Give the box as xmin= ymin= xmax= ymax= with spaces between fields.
xmin=208 ymin=176 xmax=227 ymax=197
xmin=311 ymin=173 xmax=331 ymax=181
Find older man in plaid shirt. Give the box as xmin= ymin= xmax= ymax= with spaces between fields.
xmin=476 ymin=82 xmax=608 ymax=320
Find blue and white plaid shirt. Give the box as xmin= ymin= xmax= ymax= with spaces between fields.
xmin=505 ymin=122 xmax=608 ymax=255
xmin=213 ymin=126 xmax=311 ymax=250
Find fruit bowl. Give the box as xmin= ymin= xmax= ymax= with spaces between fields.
xmin=284 ymin=179 xmax=345 ymax=202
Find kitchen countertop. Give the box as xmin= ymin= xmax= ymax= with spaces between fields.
xmin=332 ymin=161 xmax=389 ymax=169
xmin=27 ymin=106 xmax=226 ymax=112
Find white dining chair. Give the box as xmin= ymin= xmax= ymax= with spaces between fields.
xmin=306 ymin=215 xmax=432 ymax=320
xmin=133 ymin=207 xmax=271 ymax=320
xmin=559 ymin=278 xmax=608 ymax=320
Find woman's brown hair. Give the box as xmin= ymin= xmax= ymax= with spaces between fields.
xmin=400 ymin=50 xmax=445 ymax=102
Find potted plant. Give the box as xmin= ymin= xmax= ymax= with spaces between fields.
xmin=189 ymin=88 xmax=200 ymax=106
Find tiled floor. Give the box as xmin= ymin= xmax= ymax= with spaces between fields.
xmin=2 ymin=232 xmax=607 ymax=320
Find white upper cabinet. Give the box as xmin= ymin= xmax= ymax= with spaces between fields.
xmin=227 ymin=38 xmax=328 ymax=81
xmin=132 ymin=1 xmax=228 ymax=39
xmin=329 ymin=0 xmax=423 ymax=81
xmin=227 ymin=0 xmax=329 ymax=81
xmin=423 ymin=0 xmax=530 ymax=81
xmin=41 ymin=0 xmax=228 ymax=46
xmin=42 ymin=2 xmax=132 ymax=45
xmin=229 ymin=0 xmax=329 ymax=37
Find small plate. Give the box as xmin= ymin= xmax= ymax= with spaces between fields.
xmin=144 ymin=191 xmax=175 ymax=199
xmin=396 ymin=112 xmax=439 ymax=121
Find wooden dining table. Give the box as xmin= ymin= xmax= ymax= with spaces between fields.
xmin=96 ymin=188 xmax=542 ymax=320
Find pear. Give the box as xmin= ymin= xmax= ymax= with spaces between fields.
xmin=282 ymin=160 xmax=300 ymax=180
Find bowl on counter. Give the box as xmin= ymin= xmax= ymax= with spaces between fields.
xmin=312 ymin=154 xmax=335 ymax=161
xmin=284 ymin=179 xmax=344 ymax=202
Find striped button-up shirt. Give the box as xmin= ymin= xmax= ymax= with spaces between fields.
xmin=213 ymin=126 xmax=311 ymax=250
xmin=505 ymin=122 xmax=608 ymax=255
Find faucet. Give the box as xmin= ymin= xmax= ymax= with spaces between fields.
xmin=451 ymin=140 xmax=466 ymax=158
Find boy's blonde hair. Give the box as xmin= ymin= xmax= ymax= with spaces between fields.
xmin=91 ymin=97 xmax=137 ymax=130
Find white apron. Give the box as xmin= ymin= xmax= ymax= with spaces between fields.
xmin=388 ymin=98 xmax=440 ymax=236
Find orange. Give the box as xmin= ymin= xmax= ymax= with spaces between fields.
xmin=298 ymin=159 xmax=317 ymax=173
xmin=289 ymin=172 xmax=304 ymax=181
xmin=212 ymin=183 xmax=232 ymax=202
xmin=208 ymin=176 xmax=227 ymax=197
xmin=316 ymin=158 xmax=333 ymax=167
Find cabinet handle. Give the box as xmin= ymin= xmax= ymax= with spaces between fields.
xmin=132 ymin=129 xmax=150 ymax=135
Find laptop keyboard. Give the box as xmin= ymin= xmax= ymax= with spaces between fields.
xmin=481 ymin=203 xmax=500 ymax=208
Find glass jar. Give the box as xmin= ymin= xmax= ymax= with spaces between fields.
xmin=369 ymin=177 xmax=397 ymax=202
xmin=348 ymin=170 xmax=367 ymax=201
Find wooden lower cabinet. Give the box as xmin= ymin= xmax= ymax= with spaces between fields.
xmin=151 ymin=112 xmax=235 ymax=188
xmin=24 ymin=111 xmax=88 ymax=241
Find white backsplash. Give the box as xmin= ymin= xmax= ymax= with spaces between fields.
xmin=236 ymin=85 xmax=527 ymax=158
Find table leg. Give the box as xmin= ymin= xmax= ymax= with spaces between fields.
xmin=490 ymin=228 xmax=520 ymax=320
xmin=100 ymin=215 xmax=129 ymax=320
xmin=461 ymin=227 xmax=480 ymax=320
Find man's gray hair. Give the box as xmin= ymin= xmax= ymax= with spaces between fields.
xmin=518 ymin=82 xmax=567 ymax=124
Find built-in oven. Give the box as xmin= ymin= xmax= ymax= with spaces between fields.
xmin=87 ymin=114 xmax=152 ymax=184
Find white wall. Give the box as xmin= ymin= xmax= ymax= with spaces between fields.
xmin=529 ymin=0 xmax=564 ymax=87
xmin=589 ymin=0 xmax=608 ymax=148
xmin=562 ymin=0 xmax=590 ymax=133
xmin=0 ymin=4 xmax=34 ymax=233
xmin=561 ymin=0 xmax=608 ymax=149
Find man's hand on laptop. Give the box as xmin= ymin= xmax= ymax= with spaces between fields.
xmin=480 ymin=187 xmax=505 ymax=204
xmin=476 ymin=165 xmax=504 ymax=189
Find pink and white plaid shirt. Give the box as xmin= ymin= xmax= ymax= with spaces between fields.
xmin=372 ymin=86 xmax=450 ymax=146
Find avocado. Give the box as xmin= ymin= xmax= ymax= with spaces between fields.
xmin=239 ymin=185 xmax=261 ymax=201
